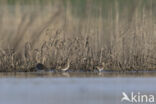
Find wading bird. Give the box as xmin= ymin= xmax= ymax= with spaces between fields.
xmin=59 ymin=60 xmax=70 ymax=72
xmin=96 ymin=62 xmax=105 ymax=72
xmin=35 ymin=63 xmax=47 ymax=72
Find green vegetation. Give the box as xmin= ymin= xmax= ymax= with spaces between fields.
xmin=0 ymin=0 xmax=156 ymax=72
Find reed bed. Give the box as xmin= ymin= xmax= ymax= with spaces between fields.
xmin=0 ymin=0 xmax=156 ymax=72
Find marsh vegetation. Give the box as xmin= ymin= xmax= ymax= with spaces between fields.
xmin=0 ymin=0 xmax=156 ymax=72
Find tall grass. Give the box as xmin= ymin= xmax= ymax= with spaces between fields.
xmin=0 ymin=0 xmax=156 ymax=72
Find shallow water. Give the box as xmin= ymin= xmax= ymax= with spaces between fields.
xmin=0 ymin=72 xmax=156 ymax=104
xmin=1 ymin=71 xmax=156 ymax=78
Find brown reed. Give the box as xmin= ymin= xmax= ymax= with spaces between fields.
xmin=0 ymin=0 xmax=156 ymax=72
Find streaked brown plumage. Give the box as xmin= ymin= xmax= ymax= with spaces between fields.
xmin=58 ymin=60 xmax=70 ymax=72
xmin=96 ymin=62 xmax=105 ymax=72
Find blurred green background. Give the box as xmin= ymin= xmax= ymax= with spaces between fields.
xmin=1 ymin=0 xmax=155 ymax=17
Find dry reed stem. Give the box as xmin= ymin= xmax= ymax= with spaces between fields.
xmin=0 ymin=1 xmax=156 ymax=72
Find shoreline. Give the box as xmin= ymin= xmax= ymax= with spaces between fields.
xmin=0 ymin=71 xmax=156 ymax=78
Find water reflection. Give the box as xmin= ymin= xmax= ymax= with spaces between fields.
xmin=0 ymin=71 xmax=156 ymax=78
xmin=0 ymin=77 xmax=156 ymax=104
xmin=1 ymin=72 xmax=156 ymax=104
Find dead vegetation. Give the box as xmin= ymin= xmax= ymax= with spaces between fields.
xmin=0 ymin=0 xmax=156 ymax=72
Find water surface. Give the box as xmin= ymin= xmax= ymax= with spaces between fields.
xmin=0 ymin=72 xmax=156 ymax=104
